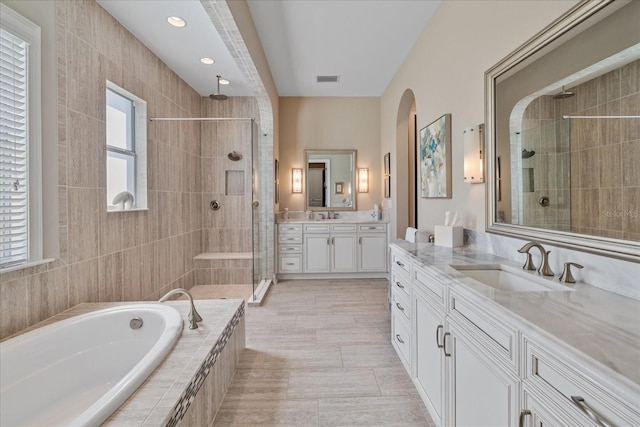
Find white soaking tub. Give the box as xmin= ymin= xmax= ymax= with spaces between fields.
xmin=0 ymin=304 xmax=183 ymax=427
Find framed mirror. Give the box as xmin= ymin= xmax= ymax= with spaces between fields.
xmin=304 ymin=149 xmax=357 ymax=211
xmin=485 ymin=0 xmax=640 ymax=261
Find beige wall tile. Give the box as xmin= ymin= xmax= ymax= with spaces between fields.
xmin=27 ymin=267 xmax=69 ymax=325
xmin=622 ymin=187 xmax=640 ymax=234
xmin=599 ymin=143 xmax=622 ymax=189
xmin=67 ymin=188 xmax=100 ymax=263
xmin=0 ymin=278 xmax=29 ymax=338
xmin=67 ymin=110 xmax=99 ymax=187
xmin=98 ymin=252 xmax=124 ymax=302
xmin=69 ymin=258 xmax=99 ymax=306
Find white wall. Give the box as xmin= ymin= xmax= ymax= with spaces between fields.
xmin=380 ymin=0 xmax=578 ymax=240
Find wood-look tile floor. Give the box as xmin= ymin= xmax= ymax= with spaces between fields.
xmin=207 ymin=279 xmax=435 ymax=427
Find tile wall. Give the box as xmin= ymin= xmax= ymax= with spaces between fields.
xmin=0 ymin=0 xmax=248 ymax=340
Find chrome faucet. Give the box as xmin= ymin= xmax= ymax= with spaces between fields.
xmin=518 ymin=242 xmax=554 ymax=276
xmin=159 ymin=288 xmax=203 ymax=329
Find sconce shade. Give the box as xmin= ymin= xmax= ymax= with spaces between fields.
xmin=358 ymin=168 xmax=369 ymax=193
xmin=292 ymin=168 xmax=303 ymax=193
xmin=463 ymin=124 xmax=484 ymax=183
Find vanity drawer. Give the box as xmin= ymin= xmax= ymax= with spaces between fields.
xmin=303 ymin=224 xmax=331 ymax=233
xmin=413 ymin=265 xmax=446 ymax=309
xmin=392 ymin=311 xmax=411 ymax=369
xmin=331 ymin=224 xmax=357 ymax=233
xmin=279 ymin=235 xmax=302 ymax=244
xmin=278 ymin=223 xmax=302 ymax=234
xmin=392 ymin=285 xmax=411 ymax=322
xmin=391 ymin=270 xmax=410 ymax=299
xmin=358 ymin=224 xmax=386 ymax=233
xmin=524 ymin=337 xmax=640 ymax=426
xmin=391 ymin=250 xmax=411 ymax=276
xmin=449 ymin=290 xmax=518 ymax=372
xmin=279 ymin=255 xmax=302 ymax=273
xmin=278 ymin=244 xmax=302 ymax=254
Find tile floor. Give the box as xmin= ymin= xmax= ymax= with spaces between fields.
xmin=191 ymin=279 xmax=435 ymax=426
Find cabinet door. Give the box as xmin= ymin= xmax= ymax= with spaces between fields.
xmin=303 ymin=235 xmax=330 ymax=272
xmin=358 ymin=234 xmax=387 ymax=272
xmin=520 ymin=387 xmax=582 ymax=427
xmin=331 ymin=234 xmax=357 ymax=272
xmin=414 ymin=291 xmax=446 ymax=426
xmin=447 ymin=320 xmax=520 ymax=427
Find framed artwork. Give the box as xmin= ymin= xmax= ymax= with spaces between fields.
xmin=384 ymin=176 xmax=391 ymax=198
xmin=384 ymin=153 xmax=390 ymax=176
xmin=335 ymin=182 xmax=344 ymax=194
xmin=419 ymin=113 xmax=452 ymax=198
xmin=274 ymin=159 xmax=279 ymax=204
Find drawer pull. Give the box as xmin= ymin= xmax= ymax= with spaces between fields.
xmin=396 ymin=334 xmax=405 ymax=344
xmin=395 ymin=281 xmax=405 ymax=289
xmin=443 ymin=332 xmax=451 ymax=357
xmin=367 ymin=226 xmax=376 ymax=229
xmin=286 ymin=263 xmax=295 ymax=266
xmin=571 ymin=396 xmax=611 ymax=427
xmin=395 ymin=261 xmax=405 ymax=267
xmin=327 ymin=238 xmax=330 ymax=245
xmin=395 ymin=302 xmax=405 ymax=312
xmin=359 ymin=237 xmax=362 ymax=244
xmin=436 ymin=325 xmax=444 ymax=348
xmin=519 ymin=410 xmax=531 ymax=427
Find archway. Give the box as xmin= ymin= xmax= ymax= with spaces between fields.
xmin=395 ymin=89 xmax=417 ymax=238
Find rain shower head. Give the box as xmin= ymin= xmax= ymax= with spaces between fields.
xmin=209 ymin=75 xmax=228 ymax=101
xmin=553 ymin=86 xmax=575 ymax=99
xmin=227 ymin=151 xmax=242 ymax=161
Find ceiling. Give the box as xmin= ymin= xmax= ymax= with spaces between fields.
xmin=97 ymin=0 xmax=441 ymax=98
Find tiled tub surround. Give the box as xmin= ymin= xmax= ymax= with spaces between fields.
xmin=390 ymin=240 xmax=640 ymax=424
xmin=3 ymin=299 xmax=245 ymax=426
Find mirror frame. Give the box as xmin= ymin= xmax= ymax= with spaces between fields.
xmin=304 ymin=149 xmax=357 ymax=211
xmin=485 ymin=0 xmax=640 ymax=261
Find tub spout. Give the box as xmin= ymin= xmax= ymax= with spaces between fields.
xmin=159 ymin=288 xmax=203 ymax=329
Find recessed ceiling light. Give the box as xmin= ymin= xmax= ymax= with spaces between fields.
xmin=200 ymin=57 xmax=215 ymax=65
xmin=167 ymin=16 xmax=186 ymax=28
xmin=219 ymin=78 xmax=230 ymax=85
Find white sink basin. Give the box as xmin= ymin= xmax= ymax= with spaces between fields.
xmin=451 ymin=264 xmax=574 ymax=292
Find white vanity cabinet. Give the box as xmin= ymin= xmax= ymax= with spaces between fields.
xmin=357 ymin=224 xmax=388 ymax=272
xmin=278 ymin=221 xmax=388 ymax=278
xmin=390 ymin=244 xmax=640 ymax=427
xmin=277 ymin=224 xmax=303 ymax=273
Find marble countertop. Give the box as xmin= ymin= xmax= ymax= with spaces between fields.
xmin=390 ymin=240 xmax=640 ymax=394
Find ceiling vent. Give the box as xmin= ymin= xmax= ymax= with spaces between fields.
xmin=316 ymin=75 xmax=340 ymax=83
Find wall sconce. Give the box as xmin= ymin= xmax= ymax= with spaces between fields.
xmin=292 ymin=168 xmax=303 ymax=193
xmin=463 ymin=124 xmax=484 ymax=183
xmin=358 ymin=168 xmax=369 ymax=193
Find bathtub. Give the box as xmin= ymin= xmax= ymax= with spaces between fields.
xmin=0 ymin=303 xmax=183 ymax=426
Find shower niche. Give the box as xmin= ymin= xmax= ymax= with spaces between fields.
xmin=225 ymin=170 xmax=245 ymax=196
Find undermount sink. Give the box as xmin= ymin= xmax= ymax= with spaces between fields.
xmin=451 ymin=264 xmax=574 ymax=292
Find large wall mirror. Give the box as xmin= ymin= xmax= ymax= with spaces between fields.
xmin=305 ymin=149 xmax=357 ymax=211
xmin=486 ymin=0 xmax=640 ymax=260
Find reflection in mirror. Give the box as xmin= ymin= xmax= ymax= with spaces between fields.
xmin=487 ymin=0 xmax=640 ymax=259
xmin=305 ymin=149 xmax=357 ymax=211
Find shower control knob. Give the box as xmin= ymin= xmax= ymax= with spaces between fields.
xmin=252 ymin=200 xmax=260 ymax=208
xmin=210 ymin=200 xmax=221 ymax=210
xmin=539 ymin=196 xmax=550 ymax=207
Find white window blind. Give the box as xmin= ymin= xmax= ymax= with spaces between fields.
xmin=0 ymin=27 xmax=29 ymax=268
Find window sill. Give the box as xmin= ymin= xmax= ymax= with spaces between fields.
xmin=107 ymin=207 xmax=149 ymax=213
xmin=1 ymin=258 xmax=56 ymax=274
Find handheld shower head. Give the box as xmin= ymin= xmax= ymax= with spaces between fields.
xmin=209 ymin=75 xmax=228 ymax=100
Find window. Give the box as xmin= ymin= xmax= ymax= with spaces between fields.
xmin=0 ymin=4 xmax=42 ymax=269
xmin=105 ymin=82 xmax=147 ymax=210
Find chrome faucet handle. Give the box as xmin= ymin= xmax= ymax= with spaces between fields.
xmin=539 ymin=250 xmax=554 ymax=276
xmin=559 ymin=262 xmax=583 ymax=283
xmin=522 ymin=252 xmax=536 ymax=271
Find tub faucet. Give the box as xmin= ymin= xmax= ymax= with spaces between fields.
xmin=159 ymin=288 xmax=203 ymax=329
xmin=518 ymin=241 xmax=554 ymax=276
